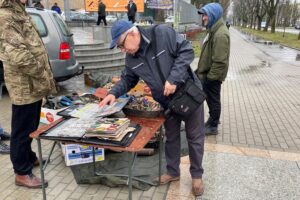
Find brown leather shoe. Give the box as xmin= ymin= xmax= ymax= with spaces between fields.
xmin=192 ymin=178 xmax=204 ymax=196
xmin=155 ymin=174 xmax=180 ymax=185
xmin=15 ymin=174 xmax=48 ymax=189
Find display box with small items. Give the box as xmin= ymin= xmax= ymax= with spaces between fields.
xmin=124 ymin=81 xmax=162 ymax=118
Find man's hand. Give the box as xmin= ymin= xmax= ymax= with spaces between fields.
xmin=99 ymin=94 xmax=116 ymax=107
xmin=164 ymin=81 xmax=177 ymax=96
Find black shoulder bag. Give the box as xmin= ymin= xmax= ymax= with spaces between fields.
xmin=151 ymin=26 xmax=206 ymax=118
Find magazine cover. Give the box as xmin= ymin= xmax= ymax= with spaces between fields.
xmin=85 ymin=118 xmax=130 ymax=138
xmin=64 ymin=97 xmax=129 ymax=119
xmin=44 ymin=118 xmax=98 ymax=138
xmin=97 ymin=97 xmax=130 ymax=117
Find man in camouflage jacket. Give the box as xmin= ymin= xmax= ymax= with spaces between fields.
xmin=0 ymin=0 xmax=56 ymax=188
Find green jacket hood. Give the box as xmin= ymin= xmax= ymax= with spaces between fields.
xmin=208 ymin=18 xmax=225 ymax=34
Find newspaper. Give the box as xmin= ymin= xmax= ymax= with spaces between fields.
xmin=45 ymin=118 xmax=98 ymax=138
xmin=70 ymin=97 xmax=130 ymax=119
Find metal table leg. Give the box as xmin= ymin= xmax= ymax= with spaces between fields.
xmin=43 ymin=141 xmax=57 ymax=171
xmin=158 ymin=125 xmax=163 ymax=184
xmin=128 ymin=152 xmax=136 ymax=200
xmin=93 ymin=146 xmax=96 ymax=175
xmin=37 ymin=138 xmax=46 ymax=200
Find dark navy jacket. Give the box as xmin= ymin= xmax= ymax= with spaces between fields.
xmin=109 ymin=24 xmax=202 ymax=108
xmin=127 ymin=2 xmax=137 ymax=17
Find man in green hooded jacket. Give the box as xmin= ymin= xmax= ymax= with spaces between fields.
xmin=196 ymin=3 xmax=230 ymax=135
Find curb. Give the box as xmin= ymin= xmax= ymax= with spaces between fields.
xmin=237 ymin=28 xmax=300 ymax=51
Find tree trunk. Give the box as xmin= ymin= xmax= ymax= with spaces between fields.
xmin=264 ymin=17 xmax=270 ymax=31
xmin=257 ymin=17 xmax=262 ymax=30
xmin=298 ymin=31 xmax=300 ymax=40
xmin=271 ymin=15 xmax=276 ymax=33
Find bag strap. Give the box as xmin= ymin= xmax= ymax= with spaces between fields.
xmin=151 ymin=25 xmax=195 ymax=86
xmin=151 ymin=25 xmax=166 ymax=85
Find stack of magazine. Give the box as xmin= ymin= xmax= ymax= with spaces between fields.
xmin=85 ymin=118 xmax=133 ymax=141
xmin=41 ymin=97 xmax=141 ymax=147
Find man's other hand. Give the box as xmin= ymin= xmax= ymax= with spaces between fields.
xmin=164 ymin=81 xmax=177 ymax=96
xmin=99 ymin=94 xmax=116 ymax=107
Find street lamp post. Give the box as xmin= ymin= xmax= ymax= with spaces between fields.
xmin=64 ymin=0 xmax=71 ymax=22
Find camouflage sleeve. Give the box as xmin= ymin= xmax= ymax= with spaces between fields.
xmin=0 ymin=23 xmax=44 ymax=79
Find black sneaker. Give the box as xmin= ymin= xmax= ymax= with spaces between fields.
xmin=205 ymin=117 xmax=212 ymax=127
xmin=0 ymin=141 xmax=10 ymax=154
xmin=205 ymin=126 xmax=218 ymax=135
xmin=0 ymin=131 xmax=11 ymax=141
xmin=205 ymin=118 xmax=220 ymax=128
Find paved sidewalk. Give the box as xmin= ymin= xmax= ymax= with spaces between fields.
xmin=0 ymin=27 xmax=299 ymax=200
xmin=204 ymin=28 xmax=300 ymax=153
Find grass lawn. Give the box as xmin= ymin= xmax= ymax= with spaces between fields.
xmin=239 ymin=27 xmax=300 ymax=49
xmin=192 ymin=41 xmax=201 ymax=57
xmin=189 ymin=32 xmax=206 ymax=57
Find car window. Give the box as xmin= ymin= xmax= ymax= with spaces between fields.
xmin=52 ymin=13 xmax=72 ymax=36
xmin=29 ymin=14 xmax=47 ymax=37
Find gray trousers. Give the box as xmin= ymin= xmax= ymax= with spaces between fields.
xmin=164 ymin=105 xmax=205 ymax=178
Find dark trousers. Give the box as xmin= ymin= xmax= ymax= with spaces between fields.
xmin=10 ymin=100 xmax=42 ymax=175
xmin=202 ymin=80 xmax=222 ymax=127
xmin=164 ymin=105 xmax=205 ymax=178
xmin=128 ymin=16 xmax=135 ymax=24
xmin=97 ymin=16 xmax=107 ymax=26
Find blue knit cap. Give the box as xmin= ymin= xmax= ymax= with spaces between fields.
xmin=110 ymin=20 xmax=133 ymax=49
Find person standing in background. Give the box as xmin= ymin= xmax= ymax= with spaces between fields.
xmin=51 ymin=2 xmax=62 ymax=15
xmin=196 ymin=3 xmax=230 ymax=135
xmin=33 ymin=0 xmax=44 ymax=9
xmin=97 ymin=0 xmax=107 ymax=26
xmin=126 ymin=0 xmax=137 ymax=23
xmin=0 ymin=0 xmax=56 ymax=188
xmin=226 ymin=21 xmax=230 ymax=29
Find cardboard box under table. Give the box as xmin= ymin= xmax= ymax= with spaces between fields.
xmin=61 ymin=143 xmax=104 ymax=166
xmin=30 ymin=116 xmax=165 ymax=200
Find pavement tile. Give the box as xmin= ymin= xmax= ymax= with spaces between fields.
xmin=105 ymin=188 xmax=121 ymax=198
xmin=116 ymin=192 xmax=128 ymax=200
xmin=155 ymin=184 xmax=169 ymax=193
xmin=141 ymin=186 xmax=156 ymax=197
xmin=139 ymin=197 xmax=152 ymax=200
xmin=79 ymin=194 xmax=94 ymax=200
xmin=55 ymin=190 xmax=72 ymax=200
xmin=152 ymin=191 xmax=167 ymax=200
xmin=132 ymin=189 xmax=143 ymax=200
xmin=48 ymin=183 xmax=67 ymax=198
xmin=65 ymin=179 xmax=79 ymax=191
xmin=84 ymin=185 xmax=101 ymax=195
xmin=92 ymin=189 xmax=108 ymax=200
xmin=69 ymin=192 xmax=83 ymax=199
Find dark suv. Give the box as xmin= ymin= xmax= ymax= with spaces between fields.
xmin=0 ymin=7 xmax=81 ymax=83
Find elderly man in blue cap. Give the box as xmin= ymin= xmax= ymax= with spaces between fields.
xmin=100 ymin=20 xmax=206 ymax=196
xmin=196 ymin=3 xmax=230 ymax=135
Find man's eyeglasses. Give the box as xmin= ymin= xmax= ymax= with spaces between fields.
xmin=117 ymin=33 xmax=129 ymax=49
